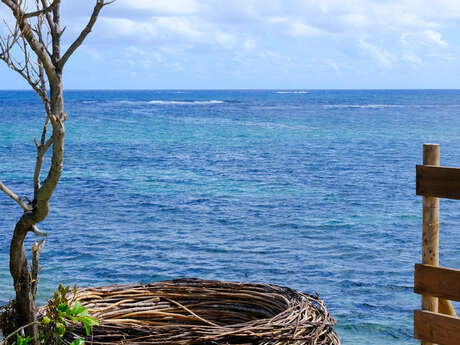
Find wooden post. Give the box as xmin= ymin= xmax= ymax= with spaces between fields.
xmin=421 ymin=144 xmax=440 ymax=345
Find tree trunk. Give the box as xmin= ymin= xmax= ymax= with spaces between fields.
xmin=10 ymin=219 xmax=39 ymax=343
xmin=1 ymin=2 xmax=109 ymax=343
xmin=9 ymin=81 xmax=65 ymax=343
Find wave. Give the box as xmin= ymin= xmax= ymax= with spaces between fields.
xmin=323 ymin=104 xmax=460 ymax=109
xmin=275 ymin=91 xmax=309 ymax=94
xmin=118 ymin=100 xmax=224 ymax=105
xmin=148 ymin=100 xmax=224 ymax=105
xmin=323 ymin=104 xmax=410 ymax=109
xmin=323 ymin=104 xmax=398 ymax=109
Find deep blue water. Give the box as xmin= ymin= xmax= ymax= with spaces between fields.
xmin=1 ymin=89 xmax=460 ymax=344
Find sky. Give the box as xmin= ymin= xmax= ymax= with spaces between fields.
xmin=1 ymin=0 xmax=460 ymax=89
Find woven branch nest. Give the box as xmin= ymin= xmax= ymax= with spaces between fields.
xmin=60 ymin=278 xmax=340 ymax=345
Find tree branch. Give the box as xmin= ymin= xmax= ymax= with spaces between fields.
xmin=24 ymin=0 xmax=60 ymax=19
xmin=33 ymin=132 xmax=53 ymax=199
xmin=31 ymin=239 xmax=45 ymax=299
xmin=40 ymin=0 xmax=57 ymax=36
xmin=1 ymin=0 xmax=56 ymax=80
xmin=0 ymin=181 xmax=32 ymax=211
xmin=36 ymin=114 xmax=64 ymax=203
xmin=59 ymin=0 xmax=113 ymax=68
xmin=31 ymin=225 xmax=47 ymax=237
xmin=0 ymin=0 xmax=17 ymax=12
xmin=0 ymin=321 xmax=41 ymax=345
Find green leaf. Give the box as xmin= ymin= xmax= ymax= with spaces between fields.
xmin=42 ymin=316 xmax=51 ymax=325
xmin=55 ymin=321 xmax=66 ymax=337
xmin=71 ymin=301 xmax=88 ymax=316
xmin=58 ymin=303 xmax=70 ymax=313
xmin=16 ymin=334 xmax=33 ymax=345
xmin=70 ymin=338 xmax=85 ymax=345
xmin=80 ymin=316 xmax=99 ymax=336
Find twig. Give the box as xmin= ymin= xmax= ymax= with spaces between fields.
xmin=31 ymin=225 xmax=48 ymax=237
xmin=24 ymin=0 xmax=60 ymax=18
xmin=0 ymin=180 xmax=31 ymax=211
xmin=0 ymin=321 xmax=41 ymax=345
xmin=34 ymin=133 xmax=53 ymax=199
xmin=59 ymin=0 xmax=113 ymax=67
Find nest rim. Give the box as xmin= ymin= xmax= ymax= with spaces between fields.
xmin=48 ymin=278 xmax=340 ymax=345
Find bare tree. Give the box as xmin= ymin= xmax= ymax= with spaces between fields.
xmin=0 ymin=0 xmax=112 ymax=342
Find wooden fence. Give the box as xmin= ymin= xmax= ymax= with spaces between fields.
xmin=414 ymin=144 xmax=460 ymax=345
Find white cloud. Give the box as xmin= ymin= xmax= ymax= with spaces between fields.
xmin=155 ymin=17 xmax=201 ymax=38
xmin=401 ymin=53 xmax=422 ymax=66
xmin=99 ymin=18 xmax=158 ymax=40
xmin=401 ymin=30 xmax=448 ymax=49
xmin=243 ymin=38 xmax=256 ymax=51
xmin=5 ymin=0 xmax=458 ymax=82
xmin=358 ymin=40 xmax=393 ymax=66
xmin=423 ymin=30 xmax=448 ymax=47
xmin=214 ymin=32 xmax=237 ymax=48
xmin=266 ymin=17 xmax=290 ymax=24
xmin=289 ymin=22 xmax=325 ymax=37
xmin=116 ymin=0 xmax=198 ymax=15
xmin=343 ymin=13 xmax=370 ymax=28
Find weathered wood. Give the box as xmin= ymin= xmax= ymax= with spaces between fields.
xmin=439 ymin=298 xmax=457 ymax=316
xmin=416 ymin=165 xmax=460 ymax=200
xmin=421 ymin=144 xmax=440 ymax=331
xmin=415 ymin=264 xmax=460 ymax=302
xmin=414 ymin=310 xmax=460 ymax=345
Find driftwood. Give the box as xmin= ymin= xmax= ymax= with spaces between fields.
xmin=48 ymin=278 xmax=340 ymax=345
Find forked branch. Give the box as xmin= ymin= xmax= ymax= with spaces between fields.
xmin=59 ymin=0 xmax=114 ymax=67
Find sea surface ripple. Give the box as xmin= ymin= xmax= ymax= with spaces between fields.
xmin=1 ymin=90 xmax=460 ymax=344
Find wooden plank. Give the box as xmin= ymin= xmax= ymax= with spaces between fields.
xmin=414 ymin=264 xmax=460 ymax=302
xmin=420 ymin=144 xmax=441 ymax=335
xmin=414 ymin=310 xmax=460 ymax=345
xmin=416 ymin=165 xmax=460 ymax=200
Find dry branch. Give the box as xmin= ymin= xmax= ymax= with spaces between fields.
xmin=59 ymin=0 xmax=113 ymax=67
xmin=24 ymin=0 xmax=60 ymax=19
xmin=0 ymin=181 xmax=31 ymax=211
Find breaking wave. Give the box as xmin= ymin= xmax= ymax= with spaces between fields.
xmin=117 ymin=100 xmax=224 ymax=105
xmin=148 ymin=100 xmax=225 ymax=105
xmin=275 ymin=91 xmax=309 ymax=94
xmin=323 ymin=104 xmax=460 ymax=109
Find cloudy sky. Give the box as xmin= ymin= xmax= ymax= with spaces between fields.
xmin=1 ymin=0 xmax=460 ymax=89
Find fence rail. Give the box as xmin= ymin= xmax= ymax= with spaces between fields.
xmin=414 ymin=310 xmax=460 ymax=345
xmin=414 ymin=144 xmax=458 ymax=345
xmin=416 ymin=165 xmax=460 ymax=200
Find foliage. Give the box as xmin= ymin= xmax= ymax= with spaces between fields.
xmin=40 ymin=284 xmax=98 ymax=345
xmin=69 ymin=339 xmax=85 ymax=345
xmin=1 ymin=284 xmax=97 ymax=345
xmin=14 ymin=334 xmax=32 ymax=345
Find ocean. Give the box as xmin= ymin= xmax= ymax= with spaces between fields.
xmin=1 ymin=89 xmax=460 ymax=344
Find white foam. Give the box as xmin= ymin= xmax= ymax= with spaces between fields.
xmin=323 ymin=104 xmax=403 ymax=109
xmin=275 ymin=91 xmax=309 ymax=94
xmin=148 ymin=100 xmax=224 ymax=105
xmin=118 ymin=100 xmax=224 ymax=105
xmin=322 ymin=104 xmax=460 ymax=109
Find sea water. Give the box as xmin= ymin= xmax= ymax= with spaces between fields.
xmin=1 ymin=90 xmax=460 ymax=344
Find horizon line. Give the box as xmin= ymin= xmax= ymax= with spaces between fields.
xmin=1 ymin=88 xmax=460 ymax=91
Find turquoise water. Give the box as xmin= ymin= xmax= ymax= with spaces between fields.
xmin=1 ymin=90 xmax=460 ymax=344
